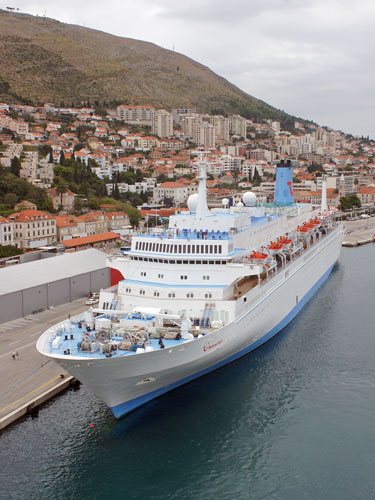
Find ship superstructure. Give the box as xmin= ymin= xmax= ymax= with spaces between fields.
xmin=37 ymin=160 xmax=344 ymax=418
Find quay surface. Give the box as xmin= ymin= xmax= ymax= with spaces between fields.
xmin=342 ymin=218 xmax=375 ymax=246
xmin=0 ymin=298 xmax=89 ymax=430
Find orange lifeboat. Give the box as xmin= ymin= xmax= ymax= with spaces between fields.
xmin=268 ymin=241 xmax=284 ymax=254
xmin=250 ymin=252 xmax=269 ymax=262
xmin=296 ymin=226 xmax=310 ymax=236
xmin=279 ymin=237 xmax=292 ymax=246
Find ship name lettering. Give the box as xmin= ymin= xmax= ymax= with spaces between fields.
xmin=203 ymin=339 xmax=223 ymax=352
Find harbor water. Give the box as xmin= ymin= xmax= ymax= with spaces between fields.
xmin=1 ymin=245 xmax=375 ymax=500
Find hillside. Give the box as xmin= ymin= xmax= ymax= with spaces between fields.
xmin=0 ymin=9 xmax=299 ymax=126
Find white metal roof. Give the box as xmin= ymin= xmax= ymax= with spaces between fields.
xmin=0 ymin=249 xmax=109 ymax=296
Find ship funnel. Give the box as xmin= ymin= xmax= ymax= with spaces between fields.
xmin=274 ymin=159 xmax=294 ymax=205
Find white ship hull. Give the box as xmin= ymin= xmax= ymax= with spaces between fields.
xmin=52 ymin=226 xmax=343 ymax=418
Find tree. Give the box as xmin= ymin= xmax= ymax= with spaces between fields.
xmin=113 ymin=182 xmax=120 ymax=200
xmin=307 ymin=163 xmax=324 ymax=174
xmin=10 ymin=157 xmax=20 ymax=176
xmin=88 ymin=197 xmax=100 ymax=210
xmin=339 ymin=194 xmax=361 ymax=211
xmin=56 ymin=181 xmax=69 ymax=208
xmin=4 ymin=192 xmax=18 ymax=206
xmin=252 ymin=167 xmax=262 ymax=187
xmin=59 ymin=151 xmax=65 ymax=165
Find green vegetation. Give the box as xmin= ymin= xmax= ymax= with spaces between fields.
xmin=0 ymin=244 xmax=24 ymax=258
xmin=339 ymin=194 xmax=361 ymax=211
xmin=307 ymin=163 xmax=325 ymax=174
xmin=0 ymin=167 xmax=52 ymax=215
xmin=53 ymin=159 xmax=107 ymax=199
xmin=98 ymin=197 xmax=141 ymax=226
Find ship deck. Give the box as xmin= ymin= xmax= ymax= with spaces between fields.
xmin=45 ymin=321 xmax=207 ymax=359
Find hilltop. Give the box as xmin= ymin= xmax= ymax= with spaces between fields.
xmin=0 ymin=9 xmax=301 ymax=127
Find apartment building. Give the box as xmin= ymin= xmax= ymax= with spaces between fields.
xmin=210 ymin=115 xmax=230 ymax=141
xmin=229 ymin=115 xmax=247 ymax=138
xmin=0 ymin=216 xmax=14 ymax=246
xmin=153 ymin=181 xmax=198 ymax=205
xmin=8 ymin=210 xmax=57 ymax=249
xmin=181 ymin=115 xmax=200 ymax=139
xmin=196 ymin=122 xmax=215 ymax=148
xmin=172 ymin=108 xmax=197 ymax=124
xmin=151 ymin=109 xmax=173 ymax=138
xmin=116 ymin=105 xmax=155 ymax=125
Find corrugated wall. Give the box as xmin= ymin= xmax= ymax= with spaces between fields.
xmin=0 ymin=268 xmax=111 ymax=325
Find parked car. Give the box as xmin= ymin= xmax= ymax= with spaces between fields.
xmin=86 ymin=297 xmax=99 ymax=305
xmin=86 ymin=292 xmax=99 ymax=305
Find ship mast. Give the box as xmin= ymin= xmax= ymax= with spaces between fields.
xmin=321 ymin=175 xmax=327 ymax=212
xmin=196 ymin=154 xmax=209 ymax=219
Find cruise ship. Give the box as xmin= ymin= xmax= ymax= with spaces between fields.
xmin=37 ymin=159 xmax=344 ymax=418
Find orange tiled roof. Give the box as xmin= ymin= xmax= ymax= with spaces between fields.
xmin=61 ymin=231 xmax=120 ymax=247
xmin=8 ymin=210 xmax=55 ymax=222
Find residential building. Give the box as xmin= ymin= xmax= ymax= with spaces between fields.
xmin=47 ymin=188 xmax=76 ymax=211
xmin=151 ymin=109 xmax=173 ymax=138
xmin=153 ymin=181 xmax=198 ymax=205
xmin=77 ymin=212 xmax=109 ymax=235
xmin=357 ymin=187 xmax=375 ymax=205
xmin=229 ymin=115 xmax=247 ymax=138
xmin=181 ymin=114 xmax=200 ymax=139
xmin=210 ymin=115 xmax=230 ymax=141
xmin=55 ymin=215 xmax=87 ymax=241
xmin=116 ymin=105 xmax=154 ymax=125
xmin=0 ymin=216 xmax=14 ymax=246
xmin=172 ymin=108 xmax=197 ymax=124
xmin=8 ymin=210 xmax=56 ymax=249
xmin=196 ymin=122 xmax=215 ymax=148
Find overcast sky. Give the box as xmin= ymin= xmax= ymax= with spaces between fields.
xmin=4 ymin=0 xmax=375 ymax=138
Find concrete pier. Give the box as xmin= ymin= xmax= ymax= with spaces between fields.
xmin=342 ymin=218 xmax=375 ymax=246
xmin=0 ymin=298 xmax=89 ymax=430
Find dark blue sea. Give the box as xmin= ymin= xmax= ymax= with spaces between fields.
xmin=1 ymin=245 xmax=375 ymax=500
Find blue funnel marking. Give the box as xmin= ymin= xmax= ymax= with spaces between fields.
xmin=274 ymin=160 xmax=293 ymax=205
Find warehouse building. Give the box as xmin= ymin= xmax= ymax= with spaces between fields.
xmin=0 ymin=249 xmax=110 ymax=324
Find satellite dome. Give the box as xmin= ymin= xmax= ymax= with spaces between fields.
xmin=187 ymin=193 xmax=199 ymax=213
xmin=222 ymin=198 xmax=229 ymax=207
xmin=243 ymin=191 xmax=256 ymax=207
xmin=237 ymin=202 xmax=244 ymax=208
